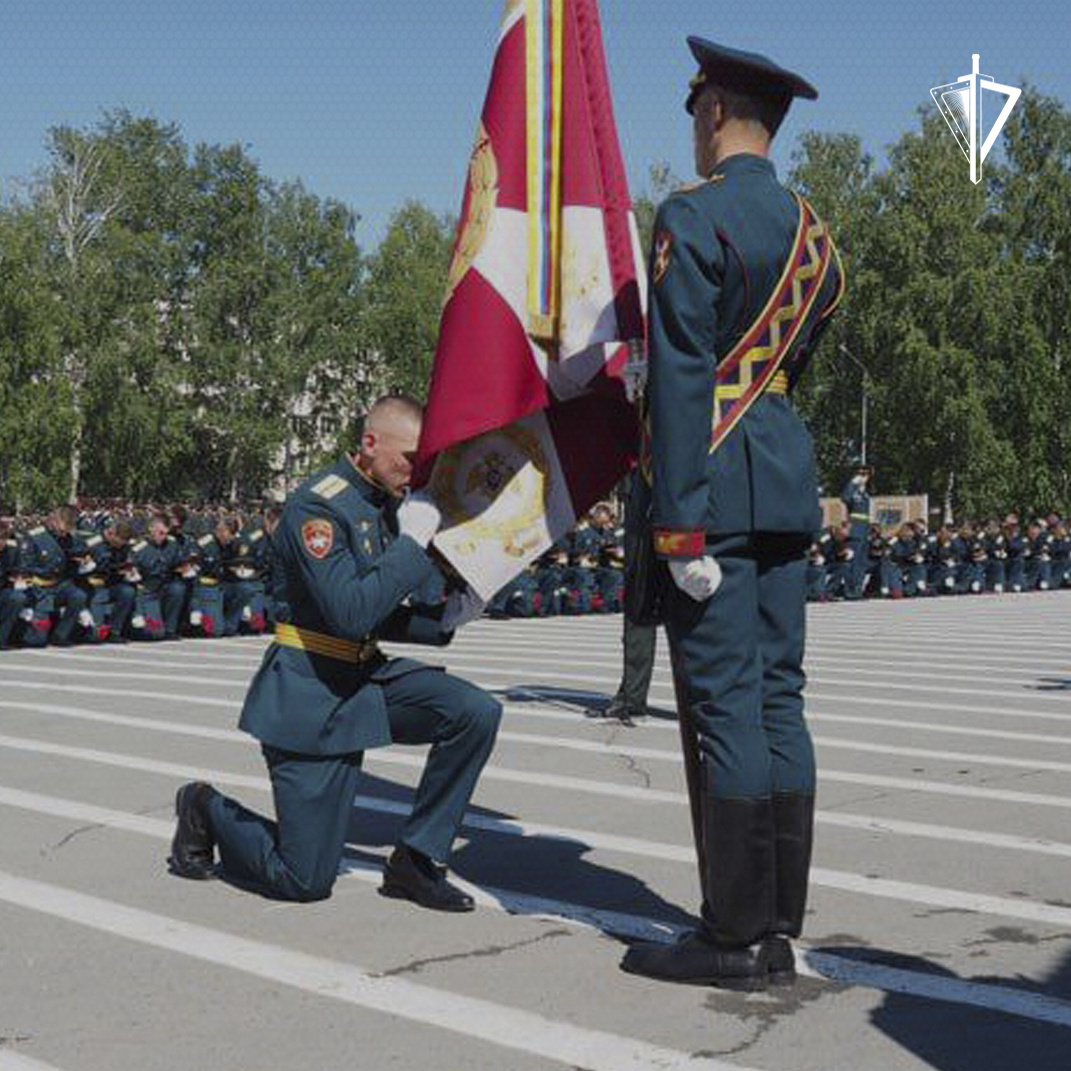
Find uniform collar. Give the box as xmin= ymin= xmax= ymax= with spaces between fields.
xmin=338 ymin=455 xmax=392 ymax=509
xmin=708 ymin=153 xmax=776 ymax=180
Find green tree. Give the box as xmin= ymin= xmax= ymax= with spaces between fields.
xmin=361 ymin=201 xmax=455 ymax=401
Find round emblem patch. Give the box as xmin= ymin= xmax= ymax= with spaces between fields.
xmin=302 ymin=519 xmax=334 ymax=560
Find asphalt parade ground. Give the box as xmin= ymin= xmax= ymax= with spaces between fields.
xmin=1 ymin=594 xmax=1070 ymax=1071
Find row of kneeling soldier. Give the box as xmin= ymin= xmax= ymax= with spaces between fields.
xmin=487 ymin=502 xmax=626 ymax=618
xmin=0 ymin=503 xmax=291 ymax=649
xmin=807 ymin=513 xmax=1071 ymax=601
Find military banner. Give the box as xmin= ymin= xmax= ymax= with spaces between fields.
xmin=416 ymin=0 xmax=645 ymax=600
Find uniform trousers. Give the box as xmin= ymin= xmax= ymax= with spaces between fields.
xmin=208 ymin=667 xmax=501 ymax=902
xmin=665 ymin=534 xmax=816 ymax=946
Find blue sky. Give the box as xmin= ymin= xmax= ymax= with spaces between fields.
xmin=2 ymin=1 xmax=1067 ymax=248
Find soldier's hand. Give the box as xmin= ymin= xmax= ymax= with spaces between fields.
xmin=397 ymin=490 xmax=442 ymax=549
xmin=441 ymin=587 xmax=486 ymax=632
xmin=668 ymin=556 xmax=722 ymax=601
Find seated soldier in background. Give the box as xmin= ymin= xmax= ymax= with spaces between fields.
xmin=262 ymin=505 xmax=290 ymax=627
xmin=0 ymin=516 xmax=30 ymax=649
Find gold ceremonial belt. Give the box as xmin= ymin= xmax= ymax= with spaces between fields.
xmin=198 ymin=578 xmax=220 ymax=586
xmin=850 ymin=513 xmax=870 ymax=521
xmin=714 ymin=369 xmax=789 ymax=405
xmin=274 ymin=622 xmax=381 ymax=665
xmin=87 ymin=577 xmax=107 ymax=588
xmin=29 ymin=577 xmax=58 ymax=588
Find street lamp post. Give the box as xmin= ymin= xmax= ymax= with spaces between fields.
xmin=838 ymin=343 xmax=870 ymax=466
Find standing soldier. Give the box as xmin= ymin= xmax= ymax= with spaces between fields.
xmin=840 ymin=465 xmax=872 ymax=599
xmin=621 ymin=38 xmax=843 ymax=990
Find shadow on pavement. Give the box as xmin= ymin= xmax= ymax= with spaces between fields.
xmin=346 ymin=772 xmax=697 ymax=935
xmin=824 ymin=945 xmax=1071 ymax=1070
xmin=495 ymin=684 xmax=678 ymax=722
xmin=1034 ymin=678 xmax=1071 ymax=692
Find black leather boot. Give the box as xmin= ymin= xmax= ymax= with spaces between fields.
xmin=766 ymin=792 xmax=815 ymax=984
xmin=168 ymin=781 xmax=218 ymax=880
xmin=621 ymin=930 xmax=769 ymax=990
xmin=701 ymin=795 xmax=776 ymax=949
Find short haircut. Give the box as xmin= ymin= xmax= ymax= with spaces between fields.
xmin=365 ymin=393 xmax=423 ymax=431
xmin=699 ymin=81 xmax=790 ymax=139
xmin=56 ymin=504 xmax=79 ymax=529
xmin=150 ymin=512 xmax=170 ymax=529
xmin=111 ymin=520 xmax=133 ymax=541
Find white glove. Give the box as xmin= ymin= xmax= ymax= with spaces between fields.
xmin=440 ymin=587 xmax=486 ymax=632
xmin=131 ymin=614 xmax=146 ymax=629
xmin=396 ymin=490 xmax=441 ymax=549
xmin=668 ymin=556 xmax=722 ymax=601
xmin=78 ymin=609 xmax=95 ymax=628
xmin=190 ymin=610 xmax=204 ymax=627
xmin=18 ymin=608 xmax=34 ymax=622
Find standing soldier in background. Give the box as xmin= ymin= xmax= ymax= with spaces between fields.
xmin=622 ymin=38 xmax=843 ymax=990
xmin=840 ymin=465 xmax=872 ymax=600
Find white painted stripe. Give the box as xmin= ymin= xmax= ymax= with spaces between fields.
xmin=9 ymin=656 xmax=1067 ymax=715
xmin=25 ymin=644 xmax=1058 ymax=692
xmin=7 ymin=693 xmax=1071 ymax=814
xmin=5 ymin=785 xmax=1071 ymax=1028
xmin=0 ymin=1054 xmax=68 ymax=1071
xmin=8 ymin=700 xmax=1071 ymax=859
xmin=0 ymin=731 xmax=1068 ymax=927
xmin=0 ymin=871 xmax=748 ymax=1071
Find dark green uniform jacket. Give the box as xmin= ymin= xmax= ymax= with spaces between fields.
xmin=238 ymin=458 xmax=451 ymax=756
xmin=646 ymin=153 xmax=842 ymax=550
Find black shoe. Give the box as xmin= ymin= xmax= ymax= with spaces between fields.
xmin=168 ymin=781 xmax=218 ymax=879
xmin=588 ymin=697 xmax=645 ymax=726
xmin=379 ymin=844 xmax=474 ymax=912
xmin=621 ymin=930 xmax=768 ymax=991
xmin=763 ymin=935 xmax=797 ymax=986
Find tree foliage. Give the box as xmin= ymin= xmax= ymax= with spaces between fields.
xmin=1 ymin=97 xmax=1069 ymax=518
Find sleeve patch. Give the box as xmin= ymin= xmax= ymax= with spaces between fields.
xmin=302 ymin=518 xmax=335 ymax=560
xmin=653 ymin=231 xmax=674 ymax=287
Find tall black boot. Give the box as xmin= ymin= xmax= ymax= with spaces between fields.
xmin=621 ymin=796 xmax=774 ymax=990
xmin=700 ymin=795 xmax=776 ymax=948
xmin=765 ymin=792 xmax=815 ymax=985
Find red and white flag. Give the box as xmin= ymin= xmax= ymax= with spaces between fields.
xmin=417 ymin=0 xmax=645 ymax=599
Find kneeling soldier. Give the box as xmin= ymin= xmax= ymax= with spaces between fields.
xmin=169 ymin=395 xmax=498 ymax=909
